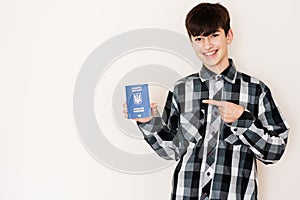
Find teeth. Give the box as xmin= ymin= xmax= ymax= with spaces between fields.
xmin=204 ymin=51 xmax=216 ymax=56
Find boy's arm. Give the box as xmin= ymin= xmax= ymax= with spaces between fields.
xmin=224 ymin=88 xmax=289 ymax=164
xmin=137 ymin=91 xmax=188 ymax=161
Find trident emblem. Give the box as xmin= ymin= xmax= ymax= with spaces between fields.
xmin=133 ymin=93 xmax=142 ymax=105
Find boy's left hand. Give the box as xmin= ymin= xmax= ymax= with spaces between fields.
xmin=202 ymin=99 xmax=244 ymax=123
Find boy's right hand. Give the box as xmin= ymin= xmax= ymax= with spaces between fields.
xmin=123 ymin=102 xmax=158 ymax=123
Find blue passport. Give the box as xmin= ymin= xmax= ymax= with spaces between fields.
xmin=125 ymin=84 xmax=151 ymax=119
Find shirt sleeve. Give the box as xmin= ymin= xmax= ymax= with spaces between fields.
xmin=226 ymin=87 xmax=289 ymax=164
xmin=137 ymin=91 xmax=188 ymax=161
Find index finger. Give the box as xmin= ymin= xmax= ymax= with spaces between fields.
xmin=202 ymin=99 xmax=223 ymax=107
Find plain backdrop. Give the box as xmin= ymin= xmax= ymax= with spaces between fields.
xmin=0 ymin=0 xmax=299 ymax=199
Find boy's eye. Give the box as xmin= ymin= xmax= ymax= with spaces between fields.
xmin=195 ymin=37 xmax=202 ymax=41
xmin=212 ymin=33 xmax=219 ymax=38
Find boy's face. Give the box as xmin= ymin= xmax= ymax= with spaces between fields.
xmin=190 ymin=28 xmax=233 ymax=73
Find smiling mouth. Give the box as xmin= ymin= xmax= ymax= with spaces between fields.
xmin=203 ymin=50 xmax=217 ymax=56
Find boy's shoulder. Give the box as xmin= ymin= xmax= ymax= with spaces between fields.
xmin=237 ymin=70 xmax=258 ymax=83
xmin=171 ymin=70 xmax=270 ymax=93
xmin=236 ymin=70 xmax=269 ymax=91
xmin=174 ymin=72 xmax=200 ymax=86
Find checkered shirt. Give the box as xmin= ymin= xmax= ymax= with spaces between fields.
xmin=138 ymin=59 xmax=289 ymax=200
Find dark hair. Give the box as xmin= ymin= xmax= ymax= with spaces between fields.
xmin=185 ymin=3 xmax=231 ymax=37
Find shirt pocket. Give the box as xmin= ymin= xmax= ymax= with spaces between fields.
xmin=179 ymin=110 xmax=205 ymax=143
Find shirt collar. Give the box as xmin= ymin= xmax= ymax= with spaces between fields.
xmin=199 ymin=58 xmax=237 ymax=84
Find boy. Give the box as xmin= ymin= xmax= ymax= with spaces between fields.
xmin=124 ymin=3 xmax=289 ymax=200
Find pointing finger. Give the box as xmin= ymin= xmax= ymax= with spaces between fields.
xmin=202 ymin=99 xmax=223 ymax=107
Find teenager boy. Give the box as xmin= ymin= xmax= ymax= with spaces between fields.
xmin=124 ymin=3 xmax=289 ymax=200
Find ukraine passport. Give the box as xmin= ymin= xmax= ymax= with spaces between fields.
xmin=125 ymin=84 xmax=151 ymax=119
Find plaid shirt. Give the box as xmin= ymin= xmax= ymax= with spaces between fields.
xmin=138 ymin=59 xmax=289 ymax=200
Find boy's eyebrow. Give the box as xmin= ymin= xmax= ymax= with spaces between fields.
xmin=192 ymin=29 xmax=221 ymax=38
xmin=198 ymin=30 xmax=220 ymax=37
xmin=210 ymin=30 xmax=220 ymax=34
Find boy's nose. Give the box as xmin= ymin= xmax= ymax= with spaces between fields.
xmin=203 ymin=38 xmax=213 ymax=50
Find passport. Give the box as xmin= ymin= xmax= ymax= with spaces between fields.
xmin=125 ymin=84 xmax=151 ymax=119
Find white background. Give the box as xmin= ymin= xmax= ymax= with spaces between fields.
xmin=1 ymin=0 xmax=299 ymax=199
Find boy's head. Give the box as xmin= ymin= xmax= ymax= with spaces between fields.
xmin=185 ymin=3 xmax=231 ymax=38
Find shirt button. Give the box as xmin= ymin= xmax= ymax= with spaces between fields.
xmin=207 ymin=172 xmax=211 ymax=176
xmin=234 ymin=128 xmax=238 ymax=131
xmin=213 ymin=94 xmax=222 ymax=101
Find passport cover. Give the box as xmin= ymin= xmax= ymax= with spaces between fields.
xmin=125 ymin=84 xmax=151 ymax=119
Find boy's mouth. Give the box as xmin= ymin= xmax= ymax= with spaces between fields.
xmin=203 ymin=50 xmax=217 ymax=57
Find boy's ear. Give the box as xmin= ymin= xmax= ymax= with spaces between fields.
xmin=227 ymin=29 xmax=234 ymax=44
